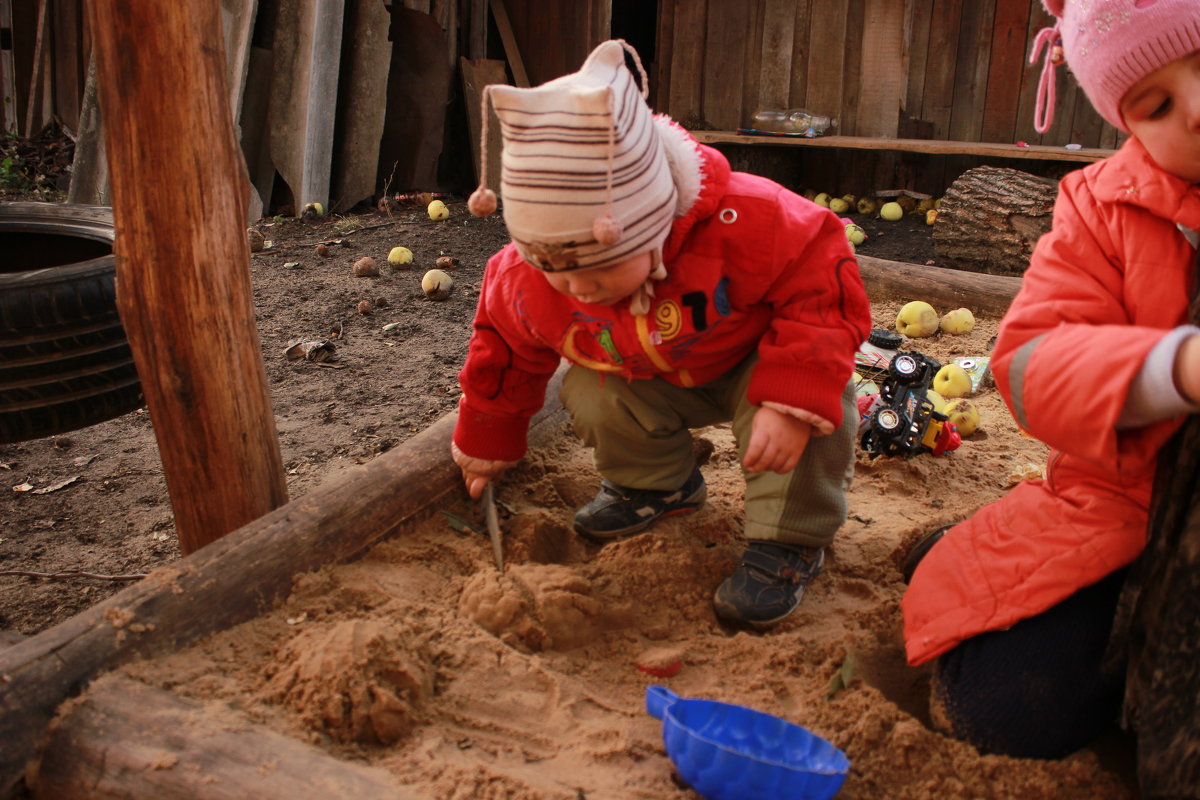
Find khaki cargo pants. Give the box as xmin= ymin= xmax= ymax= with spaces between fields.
xmin=559 ymin=355 xmax=856 ymax=547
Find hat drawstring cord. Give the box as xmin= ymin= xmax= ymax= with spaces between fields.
xmin=468 ymin=84 xmax=499 ymax=217
xmin=592 ymin=86 xmax=623 ymax=246
xmin=1030 ymin=24 xmax=1063 ymax=134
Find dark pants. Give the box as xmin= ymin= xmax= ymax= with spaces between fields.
xmin=932 ymin=568 xmax=1128 ymax=759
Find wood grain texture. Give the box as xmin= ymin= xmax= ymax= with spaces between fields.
xmin=87 ymin=0 xmax=288 ymax=556
xmin=804 ymin=0 xmax=846 ymax=121
xmin=758 ymin=0 xmax=797 ymax=112
xmin=690 ymin=131 xmax=1113 ymax=162
xmin=701 ymin=1 xmax=750 ymax=129
xmin=667 ymin=0 xmax=705 ymax=123
xmin=31 ymin=676 xmax=416 ymax=800
xmin=980 ymin=0 xmax=1030 ymax=143
xmin=856 ymin=253 xmax=1021 ymax=315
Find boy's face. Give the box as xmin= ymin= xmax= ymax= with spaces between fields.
xmin=540 ymin=251 xmax=654 ymax=306
xmin=1119 ymin=49 xmax=1200 ymax=183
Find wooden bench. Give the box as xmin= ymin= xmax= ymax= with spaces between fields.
xmin=691 ymin=131 xmax=1115 ymax=164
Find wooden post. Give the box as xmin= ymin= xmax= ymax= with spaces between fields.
xmin=86 ymin=1 xmax=288 ymax=554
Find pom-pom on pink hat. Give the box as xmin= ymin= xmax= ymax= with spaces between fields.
xmin=1030 ymin=0 xmax=1200 ymax=133
xmin=467 ymin=40 xmax=678 ymax=275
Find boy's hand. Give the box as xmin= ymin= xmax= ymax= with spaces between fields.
xmin=743 ymin=406 xmax=813 ymax=474
xmin=451 ymin=442 xmax=516 ymax=499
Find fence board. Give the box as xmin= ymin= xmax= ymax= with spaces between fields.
xmin=785 ymin=0 xmax=811 ymax=111
xmin=980 ymin=0 xmax=1029 ymax=143
xmin=667 ymin=0 xmax=705 ymax=124
xmin=948 ymin=0 xmax=993 ymax=143
xmin=757 ymin=0 xmax=796 ymax=113
xmin=838 ymin=0 xmax=865 ymax=136
xmin=858 ymin=0 xmax=903 ymax=138
xmin=653 ymin=0 xmax=675 ymax=109
xmin=901 ymin=0 xmax=932 ymax=128
xmin=701 ymin=2 xmax=750 ymax=129
xmin=804 ymin=0 xmax=846 ymax=121
xmin=739 ymin=0 xmax=764 ymax=128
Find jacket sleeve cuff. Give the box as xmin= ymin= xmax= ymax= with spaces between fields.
xmin=760 ymin=401 xmax=835 ymax=436
xmin=1117 ymin=325 xmax=1200 ymax=429
xmin=452 ymin=396 xmax=532 ymax=462
xmin=748 ymin=361 xmax=847 ymax=430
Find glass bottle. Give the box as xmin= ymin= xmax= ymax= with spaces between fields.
xmin=750 ymin=108 xmax=838 ymax=137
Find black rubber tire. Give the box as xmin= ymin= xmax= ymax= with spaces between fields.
xmin=0 ymin=201 xmax=143 ymax=443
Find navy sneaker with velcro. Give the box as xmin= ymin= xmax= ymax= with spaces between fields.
xmin=573 ymin=468 xmax=706 ymax=542
xmin=712 ymin=541 xmax=825 ymax=626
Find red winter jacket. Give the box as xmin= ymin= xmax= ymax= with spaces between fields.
xmin=452 ymin=139 xmax=870 ymax=462
xmin=903 ymin=137 xmax=1200 ymax=666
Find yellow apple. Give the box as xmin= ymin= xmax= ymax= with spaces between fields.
xmin=387 ymin=246 xmax=414 ymax=268
xmin=856 ymin=197 xmax=877 ymax=214
xmin=943 ymin=397 xmax=980 ymax=436
xmin=940 ymin=307 xmax=975 ymax=335
xmin=925 ymin=209 xmax=938 ymax=226
xmin=880 ymin=201 xmax=904 ymax=221
xmin=933 ymin=363 xmax=972 ymax=398
xmin=813 ymin=192 xmax=831 ymax=208
xmin=926 ymin=389 xmax=947 ymax=414
xmin=829 ymin=197 xmax=851 ymax=214
xmin=895 ymin=300 xmax=939 ymax=338
xmin=428 ymin=200 xmax=450 ymax=220
xmin=421 ymin=268 xmax=454 ymax=300
xmin=845 ymin=223 xmax=866 ymax=246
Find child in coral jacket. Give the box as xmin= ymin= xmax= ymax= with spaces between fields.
xmin=451 ymin=40 xmax=871 ymax=627
xmin=903 ymin=0 xmax=1200 ymax=761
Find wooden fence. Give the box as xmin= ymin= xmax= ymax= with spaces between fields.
xmin=651 ymin=0 xmax=1125 ymax=196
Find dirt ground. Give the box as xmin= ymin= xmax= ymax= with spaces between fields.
xmin=1 ymin=196 xmax=1140 ymax=798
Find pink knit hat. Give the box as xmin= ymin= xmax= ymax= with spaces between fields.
xmin=1030 ymin=0 xmax=1200 ymax=133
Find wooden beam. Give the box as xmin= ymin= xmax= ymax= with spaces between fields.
xmin=690 ymin=130 xmax=1113 ymax=163
xmin=488 ymin=0 xmax=529 ymax=87
xmin=30 ymin=675 xmax=418 ymax=800
xmin=86 ymin=1 xmax=288 ymax=555
xmin=856 ymin=254 xmax=1022 ymax=315
xmin=0 ymin=371 xmax=568 ymax=798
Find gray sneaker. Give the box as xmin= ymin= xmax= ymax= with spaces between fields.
xmin=712 ymin=541 xmax=825 ymax=626
xmin=573 ymin=468 xmax=706 ymax=542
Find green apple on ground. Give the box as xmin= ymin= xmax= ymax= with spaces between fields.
xmin=926 ymin=389 xmax=948 ymax=414
xmin=943 ymin=397 xmax=981 ymax=436
xmin=829 ymin=197 xmax=851 ymax=214
xmin=933 ymin=364 xmax=972 ymax=398
xmin=880 ymin=201 xmax=904 ymax=221
xmin=940 ymin=307 xmax=975 ymax=334
xmin=895 ymin=300 xmax=940 ymax=338
xmin=387 ymin=246 xmax=414 ymax=268
xmin=428 ymin=200 xmax=450 ymax=220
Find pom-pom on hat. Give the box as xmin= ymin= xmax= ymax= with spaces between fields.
xmin=467 ymin=40 xmax=678 ymax=274
xmin=1030 ymin=0 xmax=1200 ymax=133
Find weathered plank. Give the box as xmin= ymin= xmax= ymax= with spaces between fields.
xmin=667 ymin=0 xmax=706 ymax=123
xmin=329 ymin=0 xmax=391 ymax=211
xmin=460 ymin=57 xmax=508 ymax=194
xmin=702 ymin=2 xmax=751 ymax=129
xmin=804 ymin=0 xmax=847 ymax=121
xmin=947 ymin=0 xmax=994 ymax=144
xmin=489 ymin=0 xmax=529 ymax=86
xmin=979 ymin=0 xmax=1030 ymax=143
xmin=858 ymin=0 xmax=905 ymax=138
xmin=902 ymin=0 xmax=933 ymax=128
xmin=786 ymin=0 xmax=812 ymax=110
xmin=757 ymin=0 xmax=797 ymax=113
xmin=31 ymin=676 xmax=417 ymax=800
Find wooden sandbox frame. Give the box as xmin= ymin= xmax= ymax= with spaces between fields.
xmin=0 ymin=261 xmax=1021 ymax=798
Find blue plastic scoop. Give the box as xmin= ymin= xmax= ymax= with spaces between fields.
xmin=645 ymin=685 xmax=850 ymax=800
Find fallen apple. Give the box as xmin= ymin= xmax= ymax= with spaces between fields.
xmin=421 ymin=268 xmax=454 ymax=300
xmin=943 ymin=397 xmax=980 ymax=436
xmin=813 ymin=192 xmax=831 ymax=208
xmin=388 ymin=246 xmax=414 ymax=269
xmin=845 ymin=223 xmax=866 ymax=246
xmin=926 ymin=389 xmax=948 ymax=414
xmin=353 ymin=256 xmax=379 ymax=277
xmin=829 ymin=197 xmax=851 ymax=214
xmin=856 ymin=197 xmax=877 ymax=215
xmin=428 ymin=199 xmax=450 ymax=221
xmin=880 ymin=201 xmax=904 ymax=221
xmin=940 ymin=307 xmax=975 ymax=335
xmin=895 ymin=300 xmax=939 ymax=338
xmin=933 ymin=363 xmax=972 ymax=398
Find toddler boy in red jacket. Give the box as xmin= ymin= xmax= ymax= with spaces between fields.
xmin=451 ymin=40 xmax=870 ymax=626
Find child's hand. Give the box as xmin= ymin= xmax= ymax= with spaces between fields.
xmin=743 ymin=406 xmax=813 ymax=474
xmin=451 ymin=442 xmax=516 ymax=499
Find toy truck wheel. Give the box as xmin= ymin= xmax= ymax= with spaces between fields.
xmin=871 ymin=407 xmax=909 ymax=437
xmin=888 ymin=354 xmax=923 ymax=384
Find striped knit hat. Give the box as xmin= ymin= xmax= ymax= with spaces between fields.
xmin=1030 ymin=0 xmax=1200 ymax=133
xmin=467 ymin=40 xmax=678 ymax=276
